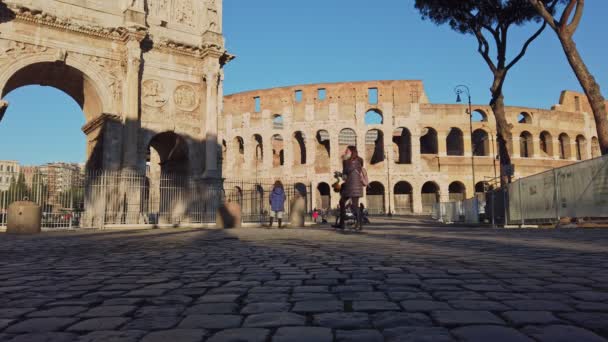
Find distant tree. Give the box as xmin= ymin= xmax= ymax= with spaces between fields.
xmin=529 ymin=0 xmax=608 ymax=155
xmin=414 ymin=0 xmax=552 ymax=184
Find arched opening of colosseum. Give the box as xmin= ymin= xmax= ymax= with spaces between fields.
xmin=252 ymin=134 xmax=263 ymax=165
xmin=316 ymin=182 xmax=331 ymax=210
xmin=472 ymin=109 xmax=488 ymax=122
xmin=559 ymin=133 xmax=571 ymax=159
xmin=475 ymin=181 xmax=490 ymax=194
xmin=271 ymin=134 xmax=284 ymax=167
xmin=234 ymin=136 xmax=245 ymax=170
xmin=272 ymin=114 xmax=284 ymax=129
xmin=293 ymin=183 xmax=308 ymax=198
xmin=367 ymin=181 xmax=385 ymax=215
xmin=575 ymin=135 xmax=587 ymax=160
xmin=448 ymin=181 xmax=466 ymax=201
xmin=365 ymin=109 xmax=383 ymax=125
xmin=393 ymin=127 xmax=412 ymax=164
xmin=446 ymin=128 xmax=464 ymax=156
xmin=591 ymin=137 xmax=601 ymax=158
xmin=539 ymin=131 xmax=553 ymax=157
xmin=254 ymin=185 xmax=265 ymax=217
xmin=519 ymin=131 xmax=533 ymax=158
xmin=221 ymin=140 xmax=227 ymax=169
xmin=394 ymin=181 xmax=413 ymax=214
xmin=420 ymin=127 xmax=438 ymax=154
xmin=228 ymin=186 xmax=243 ymax=207
xmin=472 ymin=129 xmax=490 ymax=156
xmin=1 ymin=62 xmax=104 ymax=170
xmin=315 ymin=130 xmax=331 ymax=173
xmin=293 ymin=131 xmax=307 ymax=165
xmin=421 ymin=181 xmax=440 ymax=213
xmin=365 ymin=129 xmax=385 ymax=166
xmin=518 ymin=112 xmax=532 ymax=124
xmin=339 ymin=128 xmax=357 ymax=151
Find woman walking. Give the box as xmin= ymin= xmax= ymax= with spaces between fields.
xmin=269 ymin=180 xmax=287 ymax=228
xmin=333 ymin=145 xmax=364 ymax=230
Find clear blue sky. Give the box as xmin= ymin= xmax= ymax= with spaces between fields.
xmin=1 ymin=0 xmax=607 ymax=165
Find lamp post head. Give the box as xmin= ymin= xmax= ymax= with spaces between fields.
xmin=456 ymin=94 xmax=462 ymax=103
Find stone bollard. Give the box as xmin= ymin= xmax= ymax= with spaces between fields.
xmin=289 ymin=196 xmax=306 ymax=228
xmin=7 ymin=201 xmax=42 ymax=234
xmin=216 ymin=202 xmax=242 ymax=229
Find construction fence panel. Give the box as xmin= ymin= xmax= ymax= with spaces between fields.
xmin=509 ymin=154 xmax=608 ymax=224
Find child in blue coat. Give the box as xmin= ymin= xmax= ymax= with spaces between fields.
xmin=269 ymin=180 xmax=287 ymax=228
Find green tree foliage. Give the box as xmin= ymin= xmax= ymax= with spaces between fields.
xmin=414 ymin=0 xmax=553 ymax=184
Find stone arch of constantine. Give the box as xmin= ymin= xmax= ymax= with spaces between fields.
xmin=221 ymin=80 xmax=602 ymax=215
xmin=0 ymin=0 xmax=230 ymax=178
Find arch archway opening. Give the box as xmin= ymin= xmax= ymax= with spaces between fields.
xmin=420 ymin=127 xmax=438 ymax=154
xmin=271 ymin=134 xmax=284 ymax=167
xmin=366 ymin=181 xmax=385 ymax=215
xmin=559 ymin=133 xmax=571 ymax=160
xmin=147 ymin=131 xmax=190 ymax=176
xmin=472 ymin=109 xmax=488 ymax=122
xmin=472 ymin=129 xmax=490 ymax=157
xmin=293 ymin=131 xmax=307 ymax=165
xmin=518 ymin=112 xmax=532 ymax=124
xmin=519 ymin=131 xmax=533 ymax=158
xmin=365 ymin=109 xmax=383 ymax=125
xmin=365 ymin=129 xmax=385 ymax=165
xmin=1 ymin=61 xmax=107 ymax=170
xmin=233 ymin=136 xmax=245 ymax=170
xmin=591 ymin=137 xmax=601 ymax=158
xmin=475 ymin=181 xmax=490 ymax=194
xmin=252 ymin=134 xmax=263 ymax=163
xmin=575 ymin=135 xmax=587 ymax=160
xmin=448 ymin=181 xmax=466 ymax=202
xmin=446 ymin=128 xmax=464 ymax=156
xmin=315 ymin=130 xmax=331 ymax=174
xmin=338 ymin=128 xmax=357 ymax=149
xmin=539 ymin=131 xmax=553 ymax=157
xmin=316 ymin=182 xmax=331 ymax=210
xmin=421 ymin=181 xmax=440 ymax=214
xmin=393 ymin=127 xmax=412 ymax=164
xmin=272 ymin=114 xmax=284 ymax=129
xmin=295 ymin=182 xmax=307 ymax=197
xmin=394 ymin=181 xmax=413 ymax=214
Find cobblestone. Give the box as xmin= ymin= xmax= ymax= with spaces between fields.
xmin=1 ymin=218 xmax=608 ymax=340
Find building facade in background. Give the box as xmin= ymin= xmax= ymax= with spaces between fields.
xmin=0 ymin=160 xmax=19 ymax=191
xmin=221 ymin=81 xmax=602 ymax=215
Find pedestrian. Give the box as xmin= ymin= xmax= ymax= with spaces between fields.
xmin=269 ymin=180 xmax=287 ymax=228
xmin=312 ymin=208 xmax=319 ymax=223
xmin=333 ymin=145 xmax=365 ymax=230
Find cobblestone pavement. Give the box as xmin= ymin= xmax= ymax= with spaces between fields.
xmin=1 ymin=217 xmax=608 ymax=341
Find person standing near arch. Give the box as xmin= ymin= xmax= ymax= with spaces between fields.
xmin=333 ymin=145 xmax=364 ymax=230
xmin=269 ymin=180 xmax=286 ymax=229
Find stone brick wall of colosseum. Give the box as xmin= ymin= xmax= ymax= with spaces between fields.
xmin=220 ymin=80 xmax=602 ymax=214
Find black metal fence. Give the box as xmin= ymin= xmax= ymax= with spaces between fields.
xmin=223 ymin=180 xmax=312 ymax=224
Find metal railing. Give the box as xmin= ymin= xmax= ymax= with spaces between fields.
xmin=1 ymin=170 xmax=315 ymax=230
xmin=223 ymin=180 xmax=312 ymax=224
xmin=508 ymin=154 xmax=608 ymax=224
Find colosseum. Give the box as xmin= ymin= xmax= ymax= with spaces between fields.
xmin=220 ymin=80 xmax=603 ymax=215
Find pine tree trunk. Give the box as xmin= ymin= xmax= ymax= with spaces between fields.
xmin=559 ymin=35 xmax=608 ymax=155
xmin=489 ymin=73 xmax=513 ymax=186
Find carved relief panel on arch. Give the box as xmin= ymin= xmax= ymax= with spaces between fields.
xmin=148 ymin=0 xmax=199 ymax=29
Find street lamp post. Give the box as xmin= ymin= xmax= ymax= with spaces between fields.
xmin=455 ymin=85 xmax=476 ymax=193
